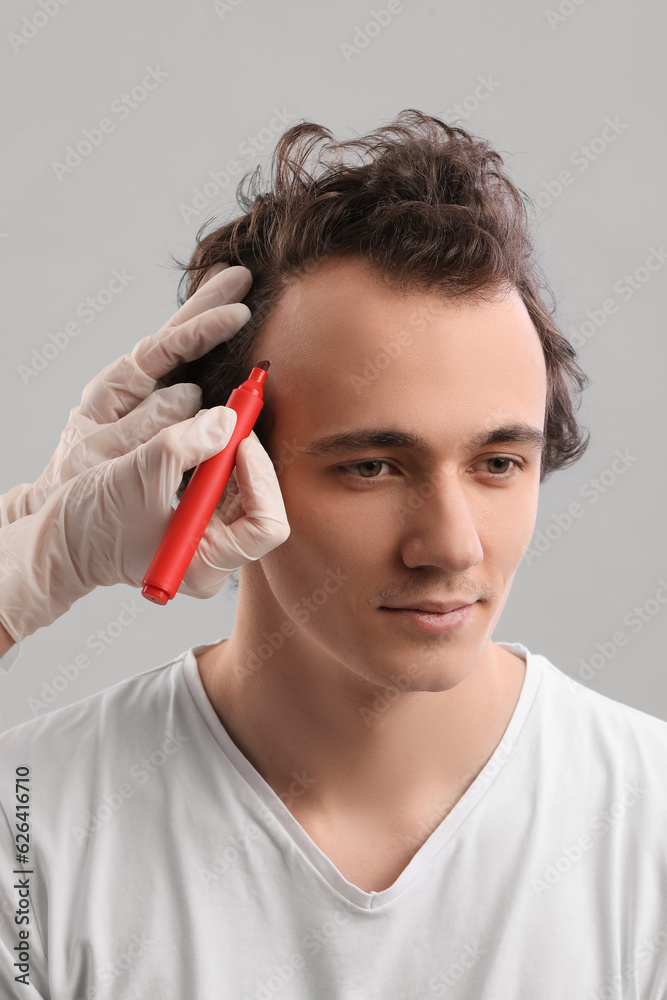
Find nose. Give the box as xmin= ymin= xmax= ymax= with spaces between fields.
xmin=394 ymin=471 xmax=484 ymax=573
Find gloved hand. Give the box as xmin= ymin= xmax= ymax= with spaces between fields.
xmin=0 ymin=397 xmax=290 ymax=645
xmin=0 ymin=263 xmax=250 ymax=526
xmin=0 ymin=265 xmax=291 ymax=645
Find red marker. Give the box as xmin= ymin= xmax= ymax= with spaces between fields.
xmin=141 ymin=360 xmax=270 ymax=605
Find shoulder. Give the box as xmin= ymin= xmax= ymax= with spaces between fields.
xmin=540 ymin=652 xmax=667 ymax=747
xmin=533 ymin=652 xmax=667 ymax=816
xmin=0 ymin=650 xmax=191 ymax=784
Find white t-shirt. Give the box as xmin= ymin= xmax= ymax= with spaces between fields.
xmin=1 ymin=639 xmax=666 ymax=999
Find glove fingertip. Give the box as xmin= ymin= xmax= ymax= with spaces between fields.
xmin=161 ymin=383 xmax=203 ymax=415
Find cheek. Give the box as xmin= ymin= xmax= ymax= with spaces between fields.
xmin=493 ymin=482 xmax=539 ymax=562
xmin=473 ymin=476 xmax=539 ymax=562
xmin=268 ymin=474 xmax=398 ymax=607
xmin=279 ymin=469 xmax=377 ymax=551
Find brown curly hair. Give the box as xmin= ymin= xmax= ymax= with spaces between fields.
xmin=160 ymin=108 xmax=590 ymax=496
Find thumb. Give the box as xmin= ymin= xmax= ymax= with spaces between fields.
xmin=195 ymin=431 xmax=291 ymax=570
xmin=138 ymin=405 xmax=239 ymax=507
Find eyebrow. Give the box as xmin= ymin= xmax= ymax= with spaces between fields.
xmin=304 ymin=422 xmax=546 ymax=458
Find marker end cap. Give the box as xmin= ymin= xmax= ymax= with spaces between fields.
xmin=141 ymin=584 xmax=171 ymax=605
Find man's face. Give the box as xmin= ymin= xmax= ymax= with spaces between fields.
xmin=248 ymin=255 xmax=547 ymax=692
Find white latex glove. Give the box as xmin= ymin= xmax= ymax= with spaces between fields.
xmin=0 ymin=263 xmax=251 ymax=526
xmin=0 ymin=405 xmax=290 ymax=645
xmin=0 ymin=262 xmax=291 ymax=645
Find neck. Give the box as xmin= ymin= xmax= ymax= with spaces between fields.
xmin=195 ymin=571 xmax=526 ymax=832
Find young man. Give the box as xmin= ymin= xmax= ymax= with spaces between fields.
xmin=1 ymin=110 xmax=666 ymax=998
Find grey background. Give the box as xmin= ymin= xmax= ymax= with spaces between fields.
xmin=1 ymin=0 xmax=665 ymax=732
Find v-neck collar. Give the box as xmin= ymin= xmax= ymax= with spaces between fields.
xmin=182 ymin=639 xmax=542 ymax=909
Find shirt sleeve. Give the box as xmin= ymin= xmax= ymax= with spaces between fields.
xmin=0 ymin=642 xmax=22 ymax=674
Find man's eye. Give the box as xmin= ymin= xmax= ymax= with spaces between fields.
xmin=335 ymin=457 xmax=524 ymax=482
xmin=336 ymin=460 xmax=395 ymax=480
xmin=477 ymin=457 xmax=524 ymax=480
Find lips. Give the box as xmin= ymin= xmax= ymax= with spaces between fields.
xmin=381 ymin=600 xmax=473 ymax=615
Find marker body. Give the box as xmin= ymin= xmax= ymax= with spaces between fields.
xmin=141 ymin=366 xmax=268 ymax=605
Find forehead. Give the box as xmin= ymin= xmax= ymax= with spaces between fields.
xmin=256 ymin=257 xmax=547 ymax=442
